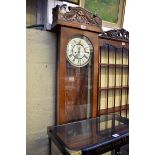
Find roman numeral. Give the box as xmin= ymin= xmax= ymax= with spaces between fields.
xmin=84 ymin=51 xmax=89 ymax=54
xmin=84 ymin=47 xmax=89 ymax=49
xmin=84 ymin=55 xmax=88 ymax=59
xmin=73 ymin=57 xmax=76 ymax=62
xmin=78 ymin=59 xmax=81 ymax=65
xmin=69 ymin=54 xmax=72 ymax=58
xmin=82 ymin=58 xmax=85 ymax=63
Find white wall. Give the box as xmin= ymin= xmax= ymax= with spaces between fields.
xmin=123 ymin=0 xmax=129 ymax=30
xmin=27 ymin=29 xmax=56 ymax=155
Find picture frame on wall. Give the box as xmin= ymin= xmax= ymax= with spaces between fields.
xmin=61 ymin=0 xmax=80 ymax=5
xmin=80 ymin=0 xmax=126 ymax=29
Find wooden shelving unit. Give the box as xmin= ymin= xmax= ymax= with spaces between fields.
xmin=98 ymin=29 xmax=129 ymax=118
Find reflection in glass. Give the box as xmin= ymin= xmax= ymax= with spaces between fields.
xmin=65 ymin=35 xmax=94 ymax=122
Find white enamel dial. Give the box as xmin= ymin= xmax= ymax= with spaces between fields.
xmin=66 ymin=37 xmax=91 ymax=67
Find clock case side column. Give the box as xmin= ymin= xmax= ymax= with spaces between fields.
xmin=56 ymin=26 xmax=67 ymax=125
xmin=90 ymin=32 xmax=100 ymax=118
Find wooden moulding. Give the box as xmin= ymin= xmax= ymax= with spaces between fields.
xmin=99 ymin=38 xmax=129 ymax=49
xmin=99 ymin=29 xmax=129 ymax=49
xmin=100 ymin=29 xmax=129 ymax=42
xmin=51 ymin=4 xmax=103 ymax=33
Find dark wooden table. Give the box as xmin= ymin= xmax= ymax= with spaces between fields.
xmin=47 ymin=114 xmax=129 ymax=155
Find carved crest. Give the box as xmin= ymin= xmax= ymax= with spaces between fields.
xmin=100 ymin=29 xmax=129 ymax=41
xmin=52 ymin=4 xmax=102 ymax=28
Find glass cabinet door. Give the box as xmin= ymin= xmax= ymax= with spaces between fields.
xmin=99 ymin=44 xmax=129 ymax=118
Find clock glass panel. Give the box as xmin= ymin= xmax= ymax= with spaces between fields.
xmin=65 ymin=35 xmax=94 ymax=122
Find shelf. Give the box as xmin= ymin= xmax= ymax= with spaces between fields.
xmin=99 ymin=86 xmax=129 ymax=90
xmin=100 ymin=105 xmax=129 ymax=115
xmin=100 ymin=64 xmax=128 ymax=68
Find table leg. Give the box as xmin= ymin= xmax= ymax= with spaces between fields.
xmin=115 ymin=148 xmax=121 ymax=155
xmin=49 ymin=137 xmax=52 ymax=155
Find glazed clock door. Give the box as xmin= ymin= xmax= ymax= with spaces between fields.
xmin=65 ymin=35 xmax=94 ymax=122
xmin=57 ymin=26 xmax=99 ymax=125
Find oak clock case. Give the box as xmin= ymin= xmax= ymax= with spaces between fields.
xmin=57 ymin=27 xmax=99 ymax=125
xmin=52 ymin=5 xmax=102 ymax=125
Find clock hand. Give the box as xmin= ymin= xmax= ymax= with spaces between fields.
xmin=78 ymin=46 xmax=81 ymax=58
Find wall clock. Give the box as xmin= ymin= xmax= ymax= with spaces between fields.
xmin=52 ymin=4 xmax=102 ymax=124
